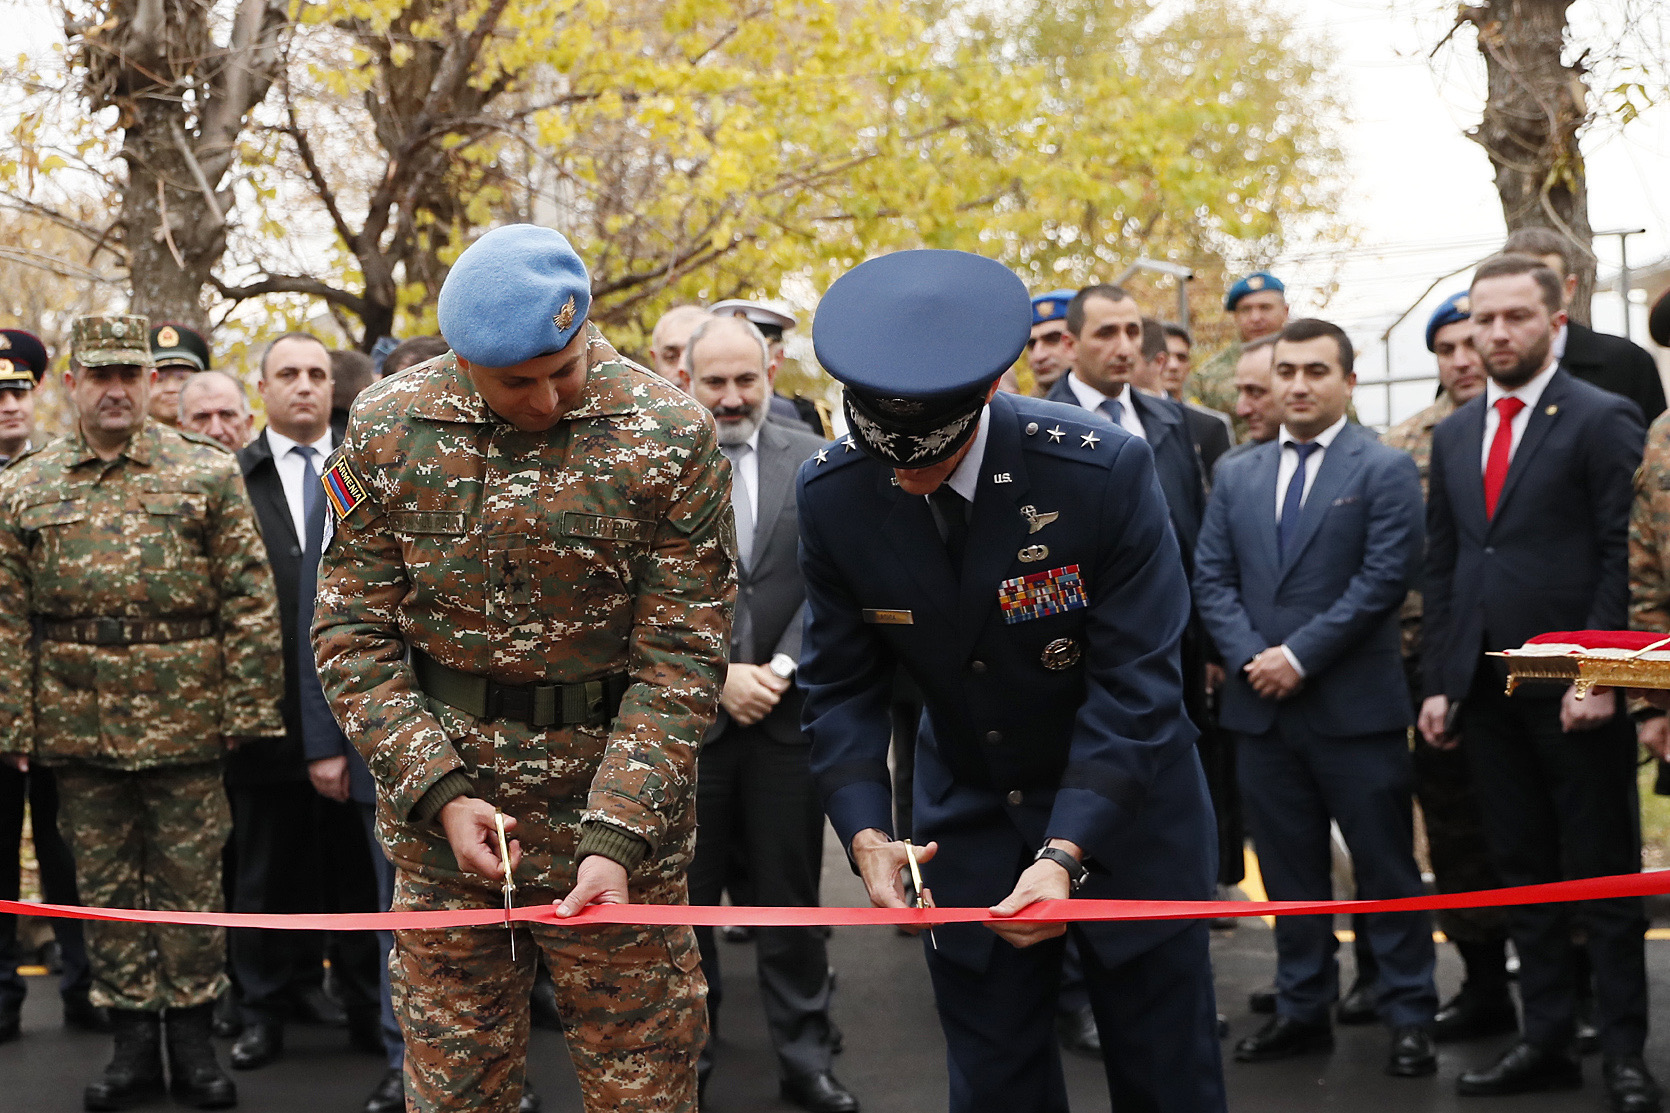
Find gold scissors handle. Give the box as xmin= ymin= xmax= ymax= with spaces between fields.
xmin=494 ymin=811 xmax=516 ymax=960
xmin=903 ymin=840 xmax=937 ymax=950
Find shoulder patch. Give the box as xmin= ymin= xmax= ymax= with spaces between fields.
xmin=321 ymin=450 xmax=373 ymax=521
xmin=800 ymin=436 xmax=868 ymax=482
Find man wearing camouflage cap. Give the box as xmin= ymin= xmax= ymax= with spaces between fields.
xmin=147 ymin=322 xmax=211 ymax=428
xmin=313 ymin=224 xmax=734 ymax=1113
xmin=0 ymin=314 xmax=284 ymax=1111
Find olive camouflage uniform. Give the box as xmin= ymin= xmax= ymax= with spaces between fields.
xmin=314 ymin=330 xmax=734 ymax=1113
xmin=1629 ymin=410 xmax=1670 ymax=634
xmin=0 ymin=327 xmax=284 ymax=1011
xmin=1383 ymin=392 xmax=1505 ymax=943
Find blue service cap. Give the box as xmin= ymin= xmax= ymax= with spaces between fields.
xmin=1425 ymin=291 xmax=1473 ymax=352
xmin=437 ymin=225 xmax=591 ymax=367
xmin=1031 ymin=289 xmax=1076 ymax=326
xmin=814 ymin=250 xmax=1030 ymax=467
xmin=1225 ymin=271 xmax=1285 ymax=311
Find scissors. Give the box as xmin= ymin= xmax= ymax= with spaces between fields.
xmin=903 ymin=839 xmax=937 ymax=950
xmin=494 ymin=811 xmax=516 ymax=960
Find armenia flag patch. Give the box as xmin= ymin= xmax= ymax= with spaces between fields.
xmin=997 ymin=565 xmax=1087 ymax=624
xmin=322 ymin=454 xmax=370 ymax=520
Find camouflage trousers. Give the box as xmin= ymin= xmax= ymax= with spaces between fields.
xmin=53 ymin=761 xmax=231 ymax=1011
xmin=392 ymin=869 xmax=707 ymax=1113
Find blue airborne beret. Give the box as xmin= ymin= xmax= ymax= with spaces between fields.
xmin=1031 ymin=289 xmax=1076 ymax=326
xmin=1425 ymin=291 xmax=1473 ymax=352
xmin=1225 ymin=271 xmax=1285 ymax=311
xmin=815 ymin=250 xmax=1030 ymax=468
xmin=437 ymin=225 xmax=591 ymax=367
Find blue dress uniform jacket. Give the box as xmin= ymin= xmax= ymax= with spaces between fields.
xmin=798 ymin=391 xmax=1218 ymax=973
xmin=1195 ymin=422 xmax=1423 ymax=737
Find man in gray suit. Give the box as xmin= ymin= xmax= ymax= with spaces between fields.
xmin=683 ymin=315 xmax=857 ymax=1113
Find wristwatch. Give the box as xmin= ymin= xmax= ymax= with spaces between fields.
xmin=767 ymin=653 xmax=797 ymax=681
xmin=1034 ymin=845 xmax=1088 ymax=890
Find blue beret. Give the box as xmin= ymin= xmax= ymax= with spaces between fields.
xmin=1225 ymin=271 xmax=1285 ymax=310
xmin=1425 ymin=291 xmax=1473 ymax=352
xmin=0 ymin=328 xmax=48 ymax=386
xmin=437 ymin=225 xmax=591 ymax=367
xmin=1031 ymin=289 xmax=1076 ymax=326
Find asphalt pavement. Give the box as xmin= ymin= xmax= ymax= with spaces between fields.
xmin=4 ymin=834 xmax=1669 ymax=1113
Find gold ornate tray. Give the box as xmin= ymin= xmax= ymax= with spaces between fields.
xmin=1492 ymin=634 xmax=1670 ymax=696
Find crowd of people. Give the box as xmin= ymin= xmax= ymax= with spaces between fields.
xmin=0 ymin=219 xmax=1669 ymax=1113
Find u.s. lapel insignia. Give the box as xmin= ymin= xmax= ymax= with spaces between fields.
xmin=553 ymin=296 xmax=577 ymax=331
xmin=1545 ymin=404 xmax=1558 ymax=416
xmin=1020 ymin=505 xmax=1059 ymax=534
xmin=1018 ymin=544 xmax=1048 ymax=563
xmin=1040 ymin=637 xmax=1081 ymax=671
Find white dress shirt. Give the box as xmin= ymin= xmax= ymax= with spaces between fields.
xmin=941 ymin=405 xmax=992 ymax=503
xmin=1269 ymin=414 xmax=1349 ymax=678
xmin=1480 ymin=359 xmax=1558 ymax=473
xmin=1066 ymin=372 xmax=1146 ymax=441
xmin=264 ymin=427 xmax=335 ymax=541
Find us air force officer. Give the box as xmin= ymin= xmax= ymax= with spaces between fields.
xmin=797 ymin=250 xmax=1225 ymax=1113
xmin=1193 ymin=318 xmax=1439 ymax=1077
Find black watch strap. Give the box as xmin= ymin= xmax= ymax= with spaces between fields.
xmin=1034 ymin=846 xmax=1087 ymax=890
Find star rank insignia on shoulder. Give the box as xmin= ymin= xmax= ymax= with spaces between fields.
xmin=801 ymin=437 xmax=868 ymax=484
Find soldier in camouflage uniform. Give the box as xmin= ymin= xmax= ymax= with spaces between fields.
xmin=0 ymin=314 xmax=284 ymax=1111
xmin=1382 ymin=293 xmax=1514 ymax=1043
xmin=313 ymin=225 xmax=733 ymax=1113
xmin=1632 ymin=292 xmax=1670 ymax=736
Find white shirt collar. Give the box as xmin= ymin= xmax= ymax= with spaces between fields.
xmin=943 ymin=405 xmax=991 ymax=503
xmin=1553 ymin=323 xmax=1568 ymax=360
xmin=1065 ymin=370 xmax=1125 ymax=411
xmin=1279 ymin=413 xmax=1348 ymax=449
xmin=266 ymin=425 xmax=333 ymax=460
xmin=1483 ymin=357 xmax=1559 ymax=412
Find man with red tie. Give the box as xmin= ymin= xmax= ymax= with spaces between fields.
xmin=1420 ymin=253 xmax=1657 ymax=1112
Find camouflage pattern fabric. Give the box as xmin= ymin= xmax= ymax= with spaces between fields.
xmin=0 ymin=422 xmax=285 ymax=766
xmin=1630 ymin=410 xmax=1670 ymax=634
xmin=54 ymin=762 xmax=232 ymax=1011
xmin=393 ymin=871 xmax=705 ymax=1113
xmin=70 ymin=314 xmax=152 ymax=368
xmin=1386 ymin=393 xmax=1504 ymax=941
xmin=313 ymin=329 xmax=732 ymax=1109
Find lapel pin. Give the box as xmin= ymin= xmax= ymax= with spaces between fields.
xmin=1545 ymin=404 xmax=1558 ymax=416
xmin=1019 ymin=544 xmax=1049 ymax=562
xmin=1025 ymin=422 xmax=1039 ymax=435
xmin=1021 ymin=505 xmax=1060 ymax=534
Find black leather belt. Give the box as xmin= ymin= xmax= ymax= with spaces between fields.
xmin=40 ymin=616 xmax=216 ymax=646
xmin=411 ymin=648 xmax=628 ymax=729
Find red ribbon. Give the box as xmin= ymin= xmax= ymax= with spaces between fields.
xmin=4 ymin=870 xmax=1668 ymax=931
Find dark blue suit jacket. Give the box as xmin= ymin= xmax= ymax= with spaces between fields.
xmin=297 ymin=509 xmax=375 ymax=805
xmin=798 ymin=392 xmax=1217 ymax=971
xmin=1044 ymin=377 xmax=1205 ymax=569
xmin=1423 ymin=368 xmax=1645 ymax=701
xmin=1194 ymin=422 xmax=1424 ymax=737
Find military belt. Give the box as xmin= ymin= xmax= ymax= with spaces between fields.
xmin=411 ymin=648 xmax=628 ymax=730
xmin=40 ymin=616 xmax=217 ymax=646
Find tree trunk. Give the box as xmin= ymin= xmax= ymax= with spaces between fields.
xmin=120 ymin=128 xmax=226 ymax=330
xmin=1467 ymin=0 xmax=1594 ymax=322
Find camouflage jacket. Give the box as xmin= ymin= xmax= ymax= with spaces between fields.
xmin=1630 ymin=410 xmax=1670 ymax=633
xmin=313 ymin=334 xmax=734 ymax=894
xmin=1382 ymin=392 xmax=1457 ymax=662
xmin=0 ymin=422 xmax=285 ymax=767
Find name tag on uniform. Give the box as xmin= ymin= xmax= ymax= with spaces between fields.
xmin=561 ymin=512 xmax=654 ymax=544
xmin=862 ymin=609 xmax=914 ymax=625
xmin=389 ymin=511 xmax=466 ymax=535
xmin=997 ymin=565 xmax=1087 ymax=625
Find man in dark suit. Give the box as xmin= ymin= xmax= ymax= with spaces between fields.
xmin=1154 ymin=320 xmax=1234 ymax=479
xmin=228 ymin=332 xmax=382 ymax=1069
xmin=800 ymin=250 xmax=1225 ymax=1113
xmin=1420 ymin=254 xmax=1659 ymax=1111
xmin=1195 ymin=317 xmax=1438 ymax=1076
xmin=1504 ymin=227 xmax=1665 ymax=425
xmin=682 ymin=315 xmax=855 ymax=1113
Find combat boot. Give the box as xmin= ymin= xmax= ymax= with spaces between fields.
xmin=165 ymin=1003 xmax=237 ymax=1109
xmin=83 ymin=1009 xmax=165 ymax=1111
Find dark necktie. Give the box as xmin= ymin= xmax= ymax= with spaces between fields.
xmin=1099 ymin=397 xmax=1124 ymax=427
xmin=293 ymin=445 xmax=325 ymax=554
xmin=1278 ymin=441 xmax=1322 ymax=559
xmin=1483 ymin=396 xmax=1526 ymax=519
xmin=929 ymin=486 xmax=970 ymax=568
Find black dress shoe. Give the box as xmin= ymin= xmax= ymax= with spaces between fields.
xmin=211 ymin=993 xmax=241 ymax=1040
xmin=1337 ymin=977 xmax=1377 ymax=1026
xmin=1432 ymin=989 xmax=1518 ymax=1043
xmin=1387 ymin=1026 xmax=1438 ymax=1077
xmin=1605 ymin=1057 xmax=1664 ymax=1113
xmin=1248 ymin=985 xmax=1277 ymax=1015
xmin=229 ymin=1021 xmax=284 ymax=1070
xmin=363 ymin=1068 xmax=404 ymax=1113
xmin=1055 ymin=1004 xmax=1101 ymax=1056
xmin=64 ymin=990 xmax=112 ymax=1033
xmin=1233 ymin=1016 xmax=1334 ymax=1063
xmin=520 ymin=1079 xmax=542 ymax=1113
xmin=290 ymin=985 xmax=347 ymax=1027
xmin=1457 ymin=1041 xmax=1581 ymax=1096
xmin=780 ymin=1071 xmax=860 ymax=1113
